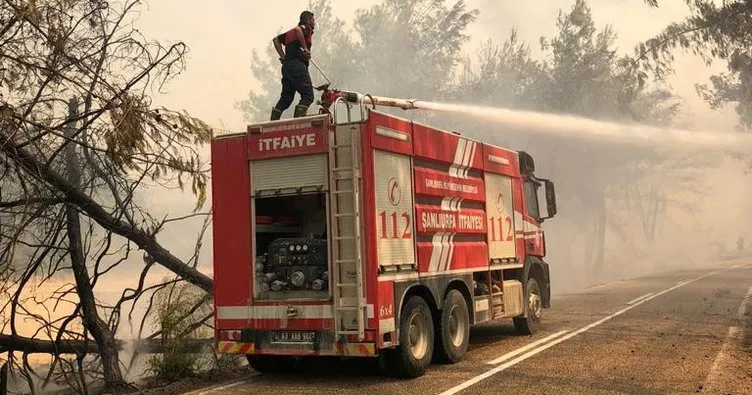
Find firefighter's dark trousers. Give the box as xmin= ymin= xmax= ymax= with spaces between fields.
xmin=271 ymin=59 xmax=314 ymax=120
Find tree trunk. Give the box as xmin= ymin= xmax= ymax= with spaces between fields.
xmin=593 ymin=203 xmax=607 ymax=277
xmin=1 ymin=361 xmax=8 ymax=395
xmin=588 ymin=189 xmax=607 ymax=280
xmin=63 ymin=98 xmax=128 ymax=392
xmin=646 ymin=183 xmax=664 ymax=243
xmin=583 ymin=217 xmax=595 ymax=279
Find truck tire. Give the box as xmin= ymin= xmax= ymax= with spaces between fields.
xmin=246 ymin=355 xmax=300 ymax=374
xmin=513 ymin=277 xmax=542 ymax=335
xmin=434 ymin=289 xmax=470 ymax=364
xmin=380 ymin=295 xmax=434 ymax=378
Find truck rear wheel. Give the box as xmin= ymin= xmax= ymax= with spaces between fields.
xmin=380 ymin=295 xmax=434 ymax=378
xmin=434 ymin=289 xmax=470 ymax=364
xmin=513 ymin=277 xmax=542 ymax=335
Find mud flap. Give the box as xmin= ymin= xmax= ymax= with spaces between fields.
xmin=524 ymin=257 xmax=552 ymax=309
xmin=541 ymin=261 xmax=551 ymax=308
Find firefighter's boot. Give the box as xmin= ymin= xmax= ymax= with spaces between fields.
xmin=270 ymin=108 xmax=283 ymax=121
xmin=293 ymin=104 xmax=309 ymax=118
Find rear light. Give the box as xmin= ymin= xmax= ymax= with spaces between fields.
xmin=219 ymin=330 xmax=242 ymax=341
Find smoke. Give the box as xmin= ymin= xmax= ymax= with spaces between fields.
xmin=413 ymin=100 xmax=752 ymax=149
xmin=390 ymin=99 xmax=752 ymax=295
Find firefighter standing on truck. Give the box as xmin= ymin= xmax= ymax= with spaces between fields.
xmin=270 ymin=11 xmax=316 ymax=120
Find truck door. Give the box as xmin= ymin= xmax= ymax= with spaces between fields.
xmin=485 ymin=172 xmax=517 ymax=260
xmin=522 ymin=178 xmax=544 ymax=257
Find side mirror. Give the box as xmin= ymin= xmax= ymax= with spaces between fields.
xmin=542 ymin=179 xmax=557 ymax=220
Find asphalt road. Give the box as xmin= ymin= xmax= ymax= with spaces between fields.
xmin=184 ymin=259 xmax=752 ymax=395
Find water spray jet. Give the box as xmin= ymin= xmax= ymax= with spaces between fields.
xmin=317 ymin=84 xmax=751 ymax=150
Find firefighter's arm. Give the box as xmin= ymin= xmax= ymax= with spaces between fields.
xmin=272 ymin=35 xmax=285 ymax=62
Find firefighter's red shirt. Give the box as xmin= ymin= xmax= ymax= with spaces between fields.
xmin=277 ymin=25 xmax=313 ymax=65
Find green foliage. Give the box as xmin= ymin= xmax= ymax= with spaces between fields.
xmin=351 ymin=0 xmax=478 ymax=98
xmin=543 ymin=0 xmax=621 ymax=115
xmin=455 ymin=0 xmax=680 ymax=126
xmin=146 ymin=281 xmax=212 ymax=384
xmin=637 ymin=0 xmax=752 ymax=130
xmin=696 ymin=51 xmax=752 ymax=131
xmin=455 ymin=31 xmax=544 ymax=108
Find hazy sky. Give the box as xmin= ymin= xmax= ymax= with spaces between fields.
xmin=133 ymin=0 xmax=737 ymax=133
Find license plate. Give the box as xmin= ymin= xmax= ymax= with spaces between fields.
xmin=270 ymin=331 xmax=315 ymax=343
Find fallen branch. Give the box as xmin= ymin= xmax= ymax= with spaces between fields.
xmin=0 ymin=197 xmax=64 ymax=209
xmin=0 ymin=134 xmax=214 ymax=293
xmin=0 ymin=334 xmax=100 ymax=355
xmin=0 ymin=334 xmax=213 ymax=355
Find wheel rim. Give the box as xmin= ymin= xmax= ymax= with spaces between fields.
xmin=408 ymin=311 xmax=429 ymax=359
xmin=529 ymin=287 xmax=542 ymax=320
xmin=448 ymin=304 xmax=467 ymax=348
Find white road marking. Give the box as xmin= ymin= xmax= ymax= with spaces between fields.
xmin=704 ymin=326 xmax=742 ymax=390
xmin=486 ymin=330 xmax=569 ymax=365
xmin=732 ymin=262 xmax=747 ymax=269
xmin=703 ymin=283 xmax=752 ymax=391
xmin=626 ymin=292 xmax=655 ymax=305
xmin=438 ymin=264 xmax=750 ymax=395
xmin=181 ymin=377 xmax=257 ymax=395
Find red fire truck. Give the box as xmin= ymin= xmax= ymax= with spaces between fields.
xmin=210 ymin=91 xmax=557 ymax=378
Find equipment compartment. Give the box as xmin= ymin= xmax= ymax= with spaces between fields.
xmin=253 ymin=192 xmax=330 ymax=301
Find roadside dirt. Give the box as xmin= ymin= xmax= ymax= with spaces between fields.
xmin=699 ymin=285 xmax=752 ymax=394
xmin=131 ymin=366 xmax=254 ymax=395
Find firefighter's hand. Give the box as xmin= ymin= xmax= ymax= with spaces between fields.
xmin=302 ymin=48 xmax=311 ymax=59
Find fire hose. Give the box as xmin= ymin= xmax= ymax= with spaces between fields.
xmin=308 ymin=57 xmax=420 ymax=116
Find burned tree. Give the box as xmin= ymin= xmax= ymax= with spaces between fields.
xmin=1 ymin=0 xmax=217 ymax=392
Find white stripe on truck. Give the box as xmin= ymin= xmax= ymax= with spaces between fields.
xmin=217 ymin=304 xmax=375 ymax=320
